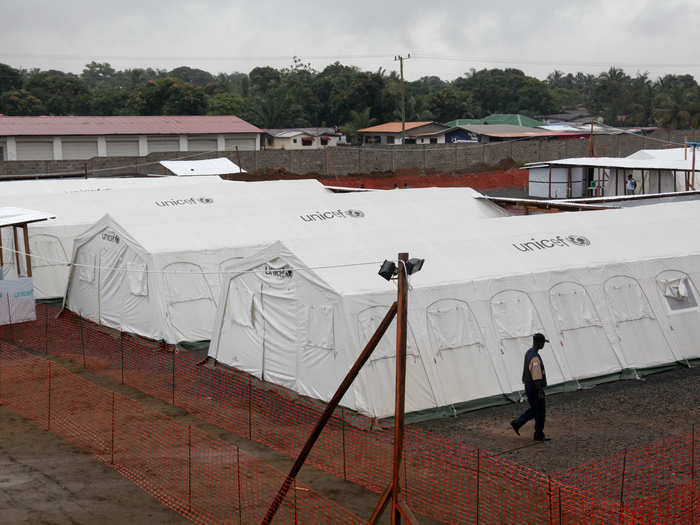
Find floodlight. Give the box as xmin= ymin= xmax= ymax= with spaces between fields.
xmin=405 ymin=258 xmax=424 ymax=275
xmin=378 ymin=260 xmax=397 ymax=281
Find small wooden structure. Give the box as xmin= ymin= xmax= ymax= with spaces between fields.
xmin=0 ymin=207 xmax=55 ymax=278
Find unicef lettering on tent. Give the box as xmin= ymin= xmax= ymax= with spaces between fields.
xmin=512 ymin=235 xmax=592 ymax=253
xmin=0 ymin=277 xmax=36 ymax=326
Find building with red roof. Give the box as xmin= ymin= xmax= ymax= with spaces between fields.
xmin=0 ymin=115 xmax=263 ymax=161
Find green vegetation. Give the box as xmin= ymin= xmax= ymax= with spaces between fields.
xmin=0 ymin=60 xmax=698 ymax=137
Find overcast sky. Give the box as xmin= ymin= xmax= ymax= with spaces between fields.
xmin=2 ymin=0 xmax=699 ymax=81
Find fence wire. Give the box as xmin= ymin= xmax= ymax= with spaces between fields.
xmin=2 ymin=303 xmax=693 ymax=523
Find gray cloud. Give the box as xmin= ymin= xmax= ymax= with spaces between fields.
xmin=1 ymin=0 xmax=698 ymax=80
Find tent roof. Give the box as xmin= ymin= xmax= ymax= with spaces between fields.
xmin=91 ymin=186 xmax=508 ymax=254
xmin=626 ymin=148 xmax=690 ymax=161
xmin=0 ymin=175 xmax=227 ymax=196
xmin=525 ymin=156 xmax=696 ymax=171
xmin=0 ymin=179 xmax=328 ymax=230
xmin=274 ymin=199 xmax=700 ymax=296
xmin=160 ymin=158 xmax=245 ymax=176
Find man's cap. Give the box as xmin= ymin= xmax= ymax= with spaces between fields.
xmin=533 ymin=333 xmax=549 ymax=344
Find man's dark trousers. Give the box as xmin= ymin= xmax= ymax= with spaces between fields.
xmin=513 ymin=383 xmax=545 ymax=440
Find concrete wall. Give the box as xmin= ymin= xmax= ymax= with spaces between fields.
xmin=1 ymin=129 xmax=697 ymax=180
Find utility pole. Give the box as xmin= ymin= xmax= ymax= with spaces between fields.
xmin=395 ymin=54 xmax=411 ymax=145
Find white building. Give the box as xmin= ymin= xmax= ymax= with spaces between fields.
xmin=263 ymin=128 xmax=345 ymax=150
xmin=0 ymin=115 xmax=263 ymax=161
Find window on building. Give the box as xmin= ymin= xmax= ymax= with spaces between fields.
xmin=293 ymin=138 xmax=297 ymax=143
xmin=320 ymin=137 xmax=329 ymax=146
xmin=430 ymin=137 xmax=438 ymax=144
xmin=387 ymin=136 xmax=395 ymax=144
xmin=301 ymin=137 xmax=313 ymax=146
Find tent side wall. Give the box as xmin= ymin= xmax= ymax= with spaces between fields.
xmin=212 ymin=248 xmax=700 ymax=419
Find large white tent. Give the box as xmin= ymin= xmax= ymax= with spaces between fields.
xmin=63 ymin=187 xmax=508 ymax=343
xmin=0 ymin=178 xmax=325 ymax=298
xmin=208 ymin=199 xmax=700 ymax=418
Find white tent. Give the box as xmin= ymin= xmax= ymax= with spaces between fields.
xmin=160 ymin=157 xmax=245 ymax=176
xmin=208 ymin=199 xmax=700 ymax=418
xmin=0 ymin=178 xmax=325 ymax=298
xmin=0 ymin=175 xmax=227 ymax=196
xmin=63 ymin=187 xmax=508 ymax=343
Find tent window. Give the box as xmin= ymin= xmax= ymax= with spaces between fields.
xmin=163 ymin=262 xmax=212 ymax=302
xmin=29 ymin=235 xmax=68 ymax=269
xmin=427 ymin=301 xmax=481 ymax=352
xmin=78 ymin=252 xmax=96 ymax=283
xmin=228 ymin=280 xmax=254 ymax=327
xmin=604 ymin=276 xmax=654 ymax=323
xmin=660 ymin=277 xmax=698 ymax=311
xmin=306 ymin=304 xmax=334 ymax=352
xmin=358 ymin=307 xmax=419 ymax=363
xmin=126 ymin=262 xmax=148 ymax=296
xmin=549 ymin=282 xmax=601 ymax=330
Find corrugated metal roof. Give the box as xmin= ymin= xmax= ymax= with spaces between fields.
xmin=0 ymin=115 xmax=262 ymax=136
xmin=446 ymin=114 xmax=545 ymax=128
xmin=265 ymin=127 xmax=339 ymax=138
xmin=357 ymin=122 xmax=435 ymax=133
xmin=526 ymin=156 xmax=696 ymax=171
xmin=458 ymin=124 xmax=567 ymax=138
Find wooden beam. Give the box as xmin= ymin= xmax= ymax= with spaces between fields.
xmin=548 ymin=165 xmax=552 ymax=200
xmin=392 ymin=253 xmax=409 ymax=524
xmin=22 ymin=224 xmax=32 ymax=278
xmin=0 ymin=226 xmax=4 ymax=267
xmin=12 ymin=226 xmax=21 ymax=276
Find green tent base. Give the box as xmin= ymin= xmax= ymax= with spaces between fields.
xmin=400 ymin=360 xmax=698 ymax=425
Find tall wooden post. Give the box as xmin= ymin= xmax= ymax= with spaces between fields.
xmin=369 ymin=253 xmax=419 ymax=525
xmin=21 ymin=225 xmax=32 ymax=278
xmin=392 ymin=253 xmax=409 ymax=524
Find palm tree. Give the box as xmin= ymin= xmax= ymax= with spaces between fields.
xmin=342 ymin=108 xmax=376 ymax=143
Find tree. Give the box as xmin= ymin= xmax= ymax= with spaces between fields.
xmin=126 ymin=78 xmax=207 ymax=115
xmin=426 ymin=87 xmax=477 ymax=123
xmin=0 ymin=89 xmax=45 ymax=115
xmin=341 ymin=107 xmax=376 ymax=142
xmin=24 ymin=71 xmax=91 ymax=114
xmin=168 ymin=66 xmax=214 ymax=87
xmin=207 ymin=92 xmax=247 ymax=116
xmin=249 ymin=66 xmax=281 ymax=96
xmin=81 ymin=61 xmax=116 ymax=89
xmin=0 ymin=63 xmax=23 ymax=93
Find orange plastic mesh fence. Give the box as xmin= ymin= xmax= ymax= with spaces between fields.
xmin=1 ymin=304 xmax=674 ymax=524
xmin=0 ymin=341 xmax=363 ymax=525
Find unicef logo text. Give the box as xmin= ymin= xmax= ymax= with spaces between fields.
xmin=512 ymin=234 xmax=592 ymax=253
xmin=299 ymin=209 xmax=366 ymax=222
xmin=155 ymin=197 xmax=214 ymax=207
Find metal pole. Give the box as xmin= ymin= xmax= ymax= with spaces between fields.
xmin=619 ymin=448 xmax=627 ymax=515
xmin=47 ymin=361 xmax=51 ymax=431
xmin=111 ymin=392 xmax=115 ymax=464
xmin=548 ymin=475 xmax=553 ymax=525
xmin=341 ymin=406 xmax=347 ymax=481
xmin=262 ymin=301 xmax=399 ymax=525
xmin=170 ymin=343 xmax=175 ymax=406
xmin=692 ymin=145 xmax=696 ymax=190
xmin=391 ymin=253 xmax=409 ymax=525
xmin=120 ymin=333 xmax=124 ymax=384
xmin=79 ymin=317 xmax=86 ymax=368
xmin=476 ymin=448 xmax=481 ymax=525
xmin=248 ymin=376 xmax=252 ymax=440
xmin=400 ymin=58 xmax=406 ymax=145
xmin=236 ymin=446 xmax=243 ymax=524
xmin=692 ymin=424 xmax=696 ymax=525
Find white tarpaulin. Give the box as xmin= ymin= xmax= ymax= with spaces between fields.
xmin=209 ymin=199 xmax=700 ymax=418
xmin=0 ymin=278 xmax=36 ymax=325
xmin=161 ymin=157 xmax=245 ymax=176
xmin=63 ymin=187 xmax=508 ymax=343
xmin=0 ymin=178 xmax=324 ymax=298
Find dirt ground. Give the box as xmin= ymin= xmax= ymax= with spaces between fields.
xmin=417 ymin=365 xmax=700 ymax=474
xmin=0 ymin=406 xmax=190 ymax=525
xmin=2 ymin=351 xmax=698 ymax=523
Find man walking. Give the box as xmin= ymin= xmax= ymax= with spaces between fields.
xmin=511 ymin=333 xmax=550 ymax=442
